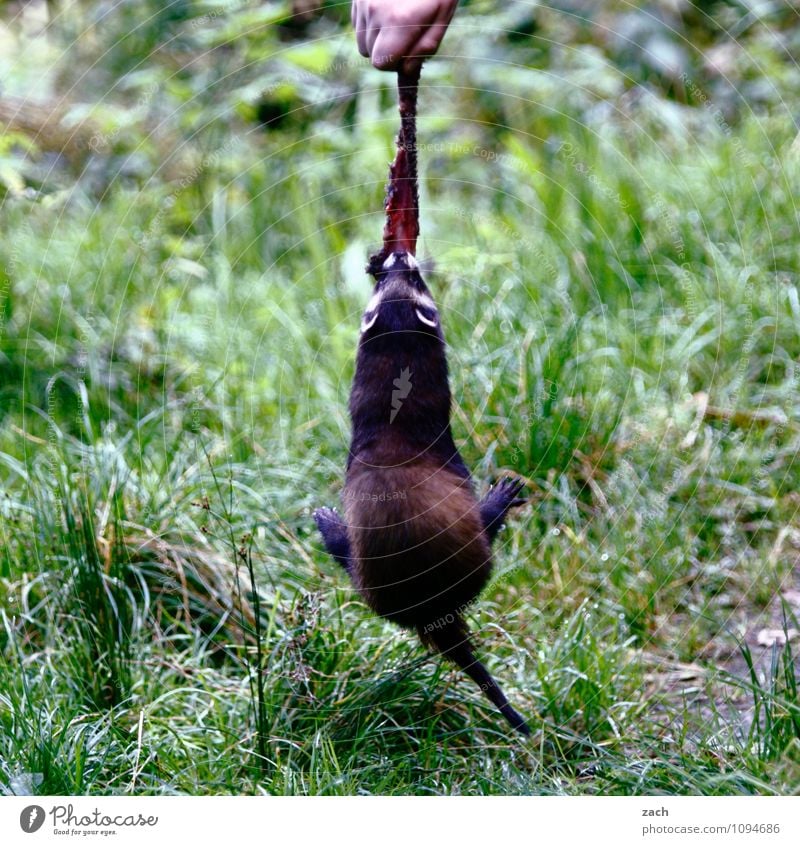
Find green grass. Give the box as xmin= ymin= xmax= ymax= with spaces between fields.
xmin=1 ymin=1 xmax=800 ymax=795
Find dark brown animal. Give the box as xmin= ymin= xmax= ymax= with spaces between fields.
xmin=314 ymin=70 xmax=528 ymax=734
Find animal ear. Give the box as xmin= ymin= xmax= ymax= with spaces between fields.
xmin=414 ymin=305 xmax=438 ymax=327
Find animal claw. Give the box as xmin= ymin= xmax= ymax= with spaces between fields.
xmin=494 ymin=477 xmax=527 ymax=500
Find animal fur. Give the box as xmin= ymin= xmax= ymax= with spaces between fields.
xmin=314 ymin=251 xmax=529 ymax=734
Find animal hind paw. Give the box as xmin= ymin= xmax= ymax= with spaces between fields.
xmin=479 ymin=476 xmax=527 ymax=542
xmin=313 ymin=507 xmax=352 ymax=572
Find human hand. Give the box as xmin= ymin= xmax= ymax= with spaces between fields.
xmin=351 ymin=0 xmax=459 ymax=74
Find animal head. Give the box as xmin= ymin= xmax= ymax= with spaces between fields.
xmin=360 ymin=252 xmax=440 ymax=339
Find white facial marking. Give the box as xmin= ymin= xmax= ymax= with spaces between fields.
xmin=415 ymin=308 xmax=437 ymax=328
xmin=383 ymin=251 xmax=419 ymax=271
xmin=412 ymin=290 xmax=436 ymax=310
xmin=360 ymin=290 xmax=383 ymax=333
xmin=361 ymin=311 xmax=379 ymax=332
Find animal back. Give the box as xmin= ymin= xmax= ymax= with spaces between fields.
xmin=344 ymin=460 xmax=491 ymax=628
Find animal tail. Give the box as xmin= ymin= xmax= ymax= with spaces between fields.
xmin=419 ymin=614 xmax=530 ymax=735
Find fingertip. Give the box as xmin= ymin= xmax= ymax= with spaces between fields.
xmin=371 ymin=31 xmax=402 ymax=70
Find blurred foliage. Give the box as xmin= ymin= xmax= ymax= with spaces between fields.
xmin=0 ymin=0 xmax=798 ymax=197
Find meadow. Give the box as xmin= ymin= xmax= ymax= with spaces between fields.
xmin=1 ymin=0 xmax=799 ymax=795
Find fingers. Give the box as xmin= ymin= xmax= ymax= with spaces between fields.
xmin=402 ymin=0 xmax=457 ymax=72
xmin=365 ymin=12 xmax=381 ymax=59
xmin=371 ymin=27 xmax=413 ymax=70
xmin=352 ymin=0 xmax=455 ymax=72
xmin=353 ymin=4 xmax=368 ymax=58
xmin=371 ymin=16 xmax=430 ymax=71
